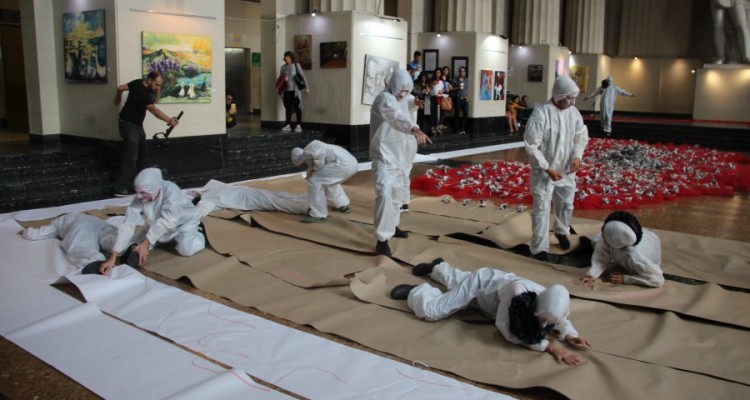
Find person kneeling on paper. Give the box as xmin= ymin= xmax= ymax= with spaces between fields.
xmin=390 ymin=259 xmax=590 ymax=366
xmin=579 ymin=211 xmax=664 ymax=288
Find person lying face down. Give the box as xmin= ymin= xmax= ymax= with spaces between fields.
xmin=189 ymin=183 xmax=310 ymax=218
xmin=390 ymin=259 xmax=591 ymax=366
xmin=580 ymin=211 xmax=664 ymax=288
xmin=19 ymin=212 xmax=134 ymax=276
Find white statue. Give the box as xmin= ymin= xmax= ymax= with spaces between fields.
xmin=711 ymin=0 xmax=750 ymax=64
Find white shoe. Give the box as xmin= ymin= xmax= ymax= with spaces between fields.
xmin=281 ymin=125 xmax=292 ymax=131
xmin=294 ymin=126 xmax=302 ymax=132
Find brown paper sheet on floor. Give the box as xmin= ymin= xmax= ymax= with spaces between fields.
xmin=139 ymin=241 xmax=750 ymax=399
xmin=201 ymin=215 xmax=386 ymax=288
xmin=351 ymin=263 xmax=750 ymax=386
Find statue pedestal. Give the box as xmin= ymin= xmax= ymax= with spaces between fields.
xmin=693 ymin=64 xmax=750 ymax=122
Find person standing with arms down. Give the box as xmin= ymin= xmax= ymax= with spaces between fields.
xmin=370 ymin=70 xmax=431 ymax=257
xmin=524 ymin=75 xmax=589 ymax=261
xmin=113 ymin=71 xmax=179 ymax=197
xmin=291 ymin=140 xmax=359 ymax=223
xmin=583 ymin=76 xmax=634 ymax=135
xmin=279 ymin=51 xmax=309 ymax=133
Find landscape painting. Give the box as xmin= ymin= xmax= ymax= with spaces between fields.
xmin=142 ymin=31 xmax=212 ymax=103
xmin=63 ymin=9 xmax=106 ymax=83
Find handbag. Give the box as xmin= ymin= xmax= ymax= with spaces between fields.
xmin=440 ymin=95 xmax=453 ymax=112
xmin=294 ymin=63 xmax=307 ymax=90
xmin=275 ymin=75 xmax=286 ymax=95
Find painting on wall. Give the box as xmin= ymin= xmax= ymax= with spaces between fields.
xmin=295 ymin=35 xmax=312 ymax=70
xmin=569 ymin=65 xmax=588 ymax=92
xmin=479 ymin=70 xmax=493 ymax=100
xmin=320 ymin=41 xmax=348 ymax=68
xmin=451 ymin=56 xmax=468 ymax=78
xmin=63 ymin=9 xmax=106 ymax=83
xmin=528 ymin=64 xmax=543 ymax=82
xmin=362 ymin=54 xmax=399 ymax=105
xmin=142 ymin=31 xmax=212 ymax=103
xmin=493 ymin=71 xmax=506 ymax=101
xmin=423 ymin=49 xmax=439 ymax=73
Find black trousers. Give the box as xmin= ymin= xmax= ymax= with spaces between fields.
xmin=115 ymin=119 xmax=146 ymax=192
xmin=282 ymin=91 xmax=302 ymax=126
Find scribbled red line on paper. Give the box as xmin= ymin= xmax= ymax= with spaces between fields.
xmin=396 ymin=368 xmax=480 ymax=392
xmin=207 ymin=305 xmax=259 ymax=330
xmin=274 ymin=366 xmax=376 ymax=400
xmin=190 ymin=358 xmax=272 ymax=392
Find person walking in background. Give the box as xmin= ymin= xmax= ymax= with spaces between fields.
xmin=113 ymin=71 xmax=179 ymax=197
xmin=583 ymin=76 xmax=634 ymax=135
xmin=279 ymin=51 xmax=309 ymax=133
xmin=451 ymin=66 xmax=470 ymax=135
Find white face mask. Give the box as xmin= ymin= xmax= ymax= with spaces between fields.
xmin=555 ymin=94 xmax=576 ymax=109
xmin=396 ymin=89 xmax=410 ymax=100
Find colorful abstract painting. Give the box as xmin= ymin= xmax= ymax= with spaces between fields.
xmin=320 ymin=41 xmax=348 ymax=68
xmin=569 ymin=65 xmax=588 ymax=92
xmin=479 ymin=70 xmax=493 ymax=100
xmin=142 ymin=32 xmax=212 ymax=103
xmin=295 ymin=35 xmax=312 ymax=69
xmin=63 ymin=9 xmax=106 ymax=83
xmin=493 ymin=71 xmax=505 ymax=101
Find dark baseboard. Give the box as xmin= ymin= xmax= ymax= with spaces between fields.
xmin=29 ymin=133 xmax=61 ymax=144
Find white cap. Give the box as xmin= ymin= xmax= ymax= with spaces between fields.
xmin=291 ymin=147 xmax=304 ymax=166
xmin=603 ymin=220 xmax=637 ymax=249
xmin=388 ymin=69 xmax=414 ymax=95
xmin=552 ymin=75 xmax=580 ymax=102
xmin=134 ymin=168 xmax=163 ymax=197
xmin=535 ymin=284 xmax=570 ymax=326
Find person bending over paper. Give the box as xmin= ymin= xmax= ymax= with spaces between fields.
xmin=580 ymin=211 xmax=664 ymax=288
xmin=20 ymin=212 xmax=135 ymax=275
xmin=391 ymin=259 xmax=591 ymax=366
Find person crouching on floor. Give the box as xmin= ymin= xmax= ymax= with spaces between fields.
xmin=391 ymin=259 xmax=591 ymax=366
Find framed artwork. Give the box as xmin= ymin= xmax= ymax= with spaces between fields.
xmin=63 ymin=9 xmax=106 ymax=83
xmin=295 ymin=35 xmax=312 ymax=69
xmin=528 ymin=64 xmax=543 ymax=82
xmin=362 ymin=54 xmax=399 ymax=105
xmin=479 ymin=70 xmax=493 ymax=100
xmin=451 ymin=56 xmax=469 ymax=77
xmin=142 ymin=32 xmax=212 ymax=103
xmin=493 ymin=71 xmax=506 ymax=101
xmin=569 ymin=65 xmax=588 ymax=92
xmin=555 ymin=59 xmax=566 ymax=78
xmin=423 ymin=49 xmax=439 ymax=73
xmin=320 ymin=41 xmax=348 ymax=68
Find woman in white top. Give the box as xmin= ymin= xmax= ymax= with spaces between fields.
xmin=429 ymin=68 xmax=446 ymax=136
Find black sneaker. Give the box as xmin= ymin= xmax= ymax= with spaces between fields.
xmin=390 ymin=284 xmax=417 ymax=300
xmin=376 ymin=240 xmax=392 ymax=257
xmin=81 ymin=261 xmax=104 ymax=275
xmin=119 ymin=245 xmax=140 ymax=267
xmin=394 ymin=227 xmax=409 ymax=238
xmin=555 ymin=234 xmax=571 ymax=250
xmin=413 ymin=258 xmax=444 ymax=276
xmin=400 ymin=204 xmax=410 ymax=213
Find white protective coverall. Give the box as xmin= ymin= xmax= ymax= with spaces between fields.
xmin=400 ymin=94 xmax=420 ymax=208
xmin=291 ymin=140 xmax=358 ymax=219
xmin=22 ymin=212 xmax=118 ymax=269
xmin=524 ymin=76 xmax=589 ymax=255
xmin=586 ymin=76 xmax=632 ymax=133
xmin=407 ymin=261 xmax=579 ymax=352
xmin=195 ymin=184 xmax=309 ymax=217
xmin=587 ymin=226 xmax=664 ymax=288
xmin=113 ymin=168 xmax=205 ymax=257
xmin=370 ymin=70 xmax=420 ymax=241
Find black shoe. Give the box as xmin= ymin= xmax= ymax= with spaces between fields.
xmin=376 ymin=240 xmax=392 ymax=257
xmin=119 ymin=246 xmax=140 ymax=267
xmin=400 ymin=204 xmax=410 ymax=213
xmin=555 ymin=234 xmax=571 ymax=250
xmin=394 ymin=227 xmax=409 ymax=239
xmin=413 ymin=257 xmax=444 ymax=276
xmin=192 ymin=195 xmax=202 ymax=206
xmin=390 ymin=284 xmax=417 ymax=300
xmin=81 ymin=261 xmax=104 ymax=275
xmin=533 ymin=251 xmax=551 ymax=262
xmin=569 ymin=225 xmax=577 ymax=235
xmin=113 ymin=188 xmax=135 ymax=197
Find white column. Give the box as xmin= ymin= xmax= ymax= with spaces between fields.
xmin=511 ymin=0 xmax=561 ymax=45
xmin=398 ymin=0 xmax=427 ymax=58
xmin=564 ymin=0 xmax=604 ymax=54
xmin=260 ymin=0 xmax=300 ymax=123
xmin=311 ymin=0 xmax=382 ymax=14
xmin=434 ymin=0 xmax=493 ymax=33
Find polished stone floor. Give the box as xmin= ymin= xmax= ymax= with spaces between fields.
xmin=1 ymin=130 xmax=749 ymax=399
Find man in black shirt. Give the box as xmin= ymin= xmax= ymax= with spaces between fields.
xmin=113 ymin=71 xmax=179 ymax=197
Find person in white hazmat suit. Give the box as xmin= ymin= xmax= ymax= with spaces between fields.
xmin=580 ymin=211 xmax=664 ymax=288
xmin=370 ymin=69 xmax=431 ymax=257
xmin=101 ymin=168 xmax=205 ymax=273
xmin=19 ymin=212 xmax=129 ymax=275
xmin=583 ymin=76 xmax=634 ymax=134
xmin=524 ymin=75 xmax=589 ymax=261
xmin=291 ymin=140 xmax=358 ymax=223
xmin=400 ymin=92 xmax=421 ymax=213
xmin=390 ymin=259 xmax=591 ymax=366
xmin=190 ymin=183 xmax=310 ymax=218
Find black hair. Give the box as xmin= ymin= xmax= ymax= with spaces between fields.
xmin=508 ymin=292 xmax=550 ymax=345
xmin=413 ymin=50 xmax=422 ymax=57
xmin=603 ymin=211 xmax=643 ymax=246
xmin=602 ymin=79 xmax=610 ymax=88
xmin=146 ymin=71 xmax=162 ymax=81
xmin=283 ymin=51 xmax=296 ymax=63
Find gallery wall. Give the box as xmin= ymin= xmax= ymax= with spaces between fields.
xmin=225 ymin=0 xmax=261 ymax=112
xmin=694 ymin=68 xmax=750 ymax=122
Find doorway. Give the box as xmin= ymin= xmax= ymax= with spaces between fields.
xmin=0 ymin=24 xmax=29 ymax=134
